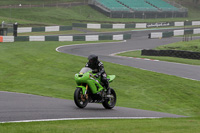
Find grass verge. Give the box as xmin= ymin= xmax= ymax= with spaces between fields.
xmin=118 ymin=39 xmax=200 ymax=65
xmin=1 ymin=117 xmax=200 ymax=133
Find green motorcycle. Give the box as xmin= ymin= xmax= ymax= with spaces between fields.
xmin=74 ymin=67 xmax=116 ymax=109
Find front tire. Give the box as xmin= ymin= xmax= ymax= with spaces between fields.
xmin=74 ymin=87 xmax=88 ymax=108
xmin=102 ymin=88 xmax=116 ymax=109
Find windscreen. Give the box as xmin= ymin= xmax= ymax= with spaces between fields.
xmin=79 ymin=67 xmax=92 ymax=74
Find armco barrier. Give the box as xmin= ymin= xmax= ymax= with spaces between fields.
xmin=29 ymin=36 xmax=45 ymax=41
xmin=73 ymin=36 xmax=85 ymax=41
xmin=101 ymin=24 xmax=113 ymax=29
xmin=45 ymin=26 xmax=60 ymax=32
xmin=99 ymin=35 xmax=112 ymax=40
xmin=123 ymin=34 xmax=131 ymax=40
xmin=87 ymin=24 xmax=101 ymax=29
xmin=5 ymin=21 xmax=200 ymax=34
xmin=14 ymin=36 xmax=29 ymax=41
xmin=59 ymin=36 xmax=73 ymax=41
xmin=149 ymin=28 xmax=200 ymax=39
xmin=32 ymin=27 xmax=45 ymax=32
xmin=72 ymin=23 xmax=87 ymax=28
xmin=162 ymin=31 xmax=174 ymax=38
xmin=0 ymin=36 xmax=3 ymax=42
xmin=174 ymin=30 xmax=184 ymax=36
xmin=2 ymin=36 xmax=14 ymax=42
xmin=141 ymin=49 xmax=200 ymax=60
xmin=72 ymin=21 xmax=200 ymax=29
xmin=0 ymin=34 xmax=131 ymax=42
xmin=194 ymin=29 xmax=200 ymax=34
xmin=125 ymin=23 xmax=136 ymax=28
xmin=8 ymin=26 xmax=72 ymax=33
xmin=184 ymin=29 xmax=193 ymax=35
xmin=45 ymin=36 xmax=59 ymax=41
xmin=149 ymin=32 xmax=163 ymax=39
xmin=85 ymin=35 xmax=99 ymax=41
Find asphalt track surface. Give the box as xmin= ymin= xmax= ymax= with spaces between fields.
xmin=57 ymin=30 xmax=200 ymax=81
xmin=1 ymin=29 xmax=198 ymax=123
xmin=0 ymin=91 xmax=185 ymax=123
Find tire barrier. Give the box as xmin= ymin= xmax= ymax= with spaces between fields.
xmin=141 ymin=49 xmax=200 ymax=60
xmin=72 ymin=21 xmax=200 ymax=29
xmin=149 ymin=28 xmax=200 ymax=39
xmin=0 ymin=34 xmax=131 ymax=42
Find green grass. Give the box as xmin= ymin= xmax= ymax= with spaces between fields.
xmin=1 ymin=117 xmax=200 ymax=133
xmin=155 ymin=39 xmax=200 ymax=52
xmin=0 ymin=6 xmax=111 ymax=25
xmin=0 ymin=0 xmax=82 ymax=5
xmin=119 ymin=39 xmax=200 ymax=65
xmin=0 ymin=41 xmax=200 ymax=117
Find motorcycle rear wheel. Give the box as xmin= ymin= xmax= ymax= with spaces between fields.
xmin=102 ymin=88 xmax=116 ymax=109
xmin=74 ymin=87 xmax=88 ymax=108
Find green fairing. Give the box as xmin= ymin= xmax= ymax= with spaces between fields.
xmin=76 ymin=86 xmax=86 ymax=94
xmin=107 ymin=75 xmax=116 ymax=83
xmin=75 ymin=67 xmax=115 ymax=94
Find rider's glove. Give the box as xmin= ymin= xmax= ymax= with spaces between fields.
xmin=95 ymin=74 xmax=99 ymax=78
xmin=92 ymin=69 xmax=98 ymax=73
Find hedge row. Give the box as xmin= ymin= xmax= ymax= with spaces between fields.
xmin=141 ymin=49 xmax=200 ymax=59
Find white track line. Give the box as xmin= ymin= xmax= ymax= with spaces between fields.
xmin=0 ymin=117 xmax=162 ymax=123
xmin=55 ymin=40 xmax=126 ymax=52
xmin=110 ymin=49 xmax=160 ymax=62
xmin=109 ymin=49 xmax=142 ymax=56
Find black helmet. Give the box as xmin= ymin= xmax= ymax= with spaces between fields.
xmin=88 ymin=54 xmax=98 ymax=64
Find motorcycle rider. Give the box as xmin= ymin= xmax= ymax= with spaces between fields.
xmin=85 ymin=54 xmax=110 ymax=95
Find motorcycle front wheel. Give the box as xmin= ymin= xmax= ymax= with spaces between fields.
xmin=74 ymin=87 xmax=88 ymax=108
xmin=102 ymin=88 xmax=116 ymax=109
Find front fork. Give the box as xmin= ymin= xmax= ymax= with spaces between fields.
xmin=80 ymin=84 xmax=88 ymax=101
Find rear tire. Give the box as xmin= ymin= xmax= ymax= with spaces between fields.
xmin=102 ymin=88 xmax=116 ymax=109
xmin=74 ymin=87 xmax=88 ymax=108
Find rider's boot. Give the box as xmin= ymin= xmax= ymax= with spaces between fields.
xmin=106 ymin=87 xmax=111 ymax=95
xmin=102 ymin=75 xmax=110 ymax=95
xmin=105 ymin=81 xmax=111 ymax=95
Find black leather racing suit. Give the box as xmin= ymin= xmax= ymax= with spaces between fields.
xmin=85 ymin=61 xmax=109 ymax=89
